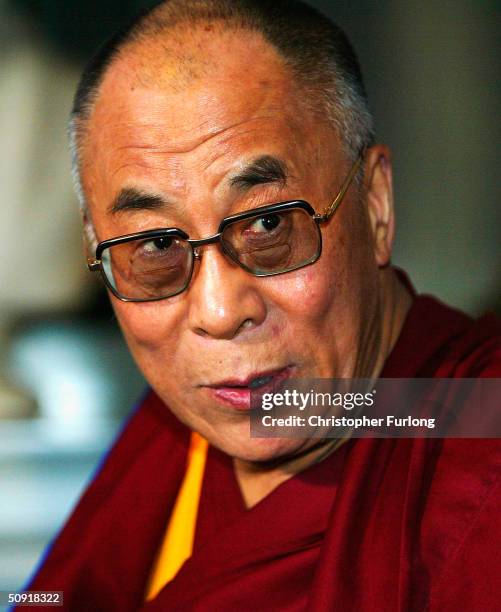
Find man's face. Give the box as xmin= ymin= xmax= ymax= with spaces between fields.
xmin=82 ymin=30 xmax=382 ymax=462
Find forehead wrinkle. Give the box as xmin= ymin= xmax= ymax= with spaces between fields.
xmin=99 ymin=112 xmax=287 ymax=163
xmin=109 ymin=114 xmax=299 ymax=197
xmin=190 ymin=106 xmax=304 ymax=173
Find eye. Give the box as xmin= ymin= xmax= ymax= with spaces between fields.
xmin=249 ymin=213 xmax=282 ymax=233
xmin=131 ymin=235 xmax=187 ymax=266
xmin=141 ymin=236 xmax=174 ymax=254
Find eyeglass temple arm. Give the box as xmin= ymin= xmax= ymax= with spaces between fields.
xmin=315 ymin=153 xmax=364 ymax=223
xmin=88 ymin=258 xmax=100 ymax=271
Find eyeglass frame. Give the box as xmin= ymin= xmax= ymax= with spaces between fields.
xmin=87 ymin=151 xmax=364 ymax=302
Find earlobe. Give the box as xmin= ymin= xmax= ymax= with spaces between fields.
xmin=364 ymin=145 xmax=394 ymax=267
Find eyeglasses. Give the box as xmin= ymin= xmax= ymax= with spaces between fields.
xmin=88 ymin=153 xmax=363 ymax=302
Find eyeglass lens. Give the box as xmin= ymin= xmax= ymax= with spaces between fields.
xmin=101 ymin=207 xmax=321 ymax=301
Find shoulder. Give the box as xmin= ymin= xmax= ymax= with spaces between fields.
xmin=384 ymin=286 xmax=501 ymax=605
xmin=384 ymin=291 xmax=501 ymax=377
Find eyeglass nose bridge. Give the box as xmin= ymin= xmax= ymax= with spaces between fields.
xmin=189 ymin=232 xmax=223 ymax=261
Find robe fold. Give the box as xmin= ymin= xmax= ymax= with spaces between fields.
xmin=23 ymin=294 xmax=501 ymax=611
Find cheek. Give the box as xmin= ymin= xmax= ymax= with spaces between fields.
xmin=266 ymin=234 xmax=350 ymax=321
xmin=295 ymin=267 xmax=338 ymax=314
xmin=112 ymin=299 xmax=185 ymax=356
xmin=265 ymin=217 xmax=377 ymax=342
xmin=113 ymin=300 xmax=197 ymax=398
xmin=263 ymin=264 xmax=342 ymax=339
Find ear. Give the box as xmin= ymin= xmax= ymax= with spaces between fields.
xmin=363 ymin=145 xmax=394 ymax=267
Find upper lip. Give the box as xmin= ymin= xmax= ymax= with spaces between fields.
xmin=205 ymin=366 xmax=292 ymax=388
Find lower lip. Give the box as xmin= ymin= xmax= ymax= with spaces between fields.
xmin=208 ymin=367 xmax=292 ymax=411
xmin=210 ymin=387 xmax=251 ymax=410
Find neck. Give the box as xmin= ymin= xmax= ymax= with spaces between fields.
xmin=234 ymin=437 xmax=347 ymax=508
xmin=234 ymin=267 xmax=413 ymax=508
xmin=369 ymin=267 xmax=414 ymax=380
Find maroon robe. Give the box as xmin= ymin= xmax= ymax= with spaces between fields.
xmin=23 ymin=293 xmax=501 ymax=611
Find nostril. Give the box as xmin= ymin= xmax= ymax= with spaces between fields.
xmin=235 ymin=318 xmax=254 ymax=335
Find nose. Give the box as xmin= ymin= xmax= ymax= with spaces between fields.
xmin=187 ymin=245 xmax=267 ymax=340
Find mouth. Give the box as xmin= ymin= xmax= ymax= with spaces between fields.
xmin=204 ymin=366 xmax=294 ymax=411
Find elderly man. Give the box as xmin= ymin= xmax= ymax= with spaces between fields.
xmin=26 ymin=1 xmax=500 ymax=610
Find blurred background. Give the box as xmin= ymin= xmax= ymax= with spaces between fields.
xmin=0 ymin=0 xmax=499 ymax=597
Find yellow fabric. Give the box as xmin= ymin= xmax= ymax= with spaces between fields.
xmin=144 ymin=431 xmax=209 ymax=602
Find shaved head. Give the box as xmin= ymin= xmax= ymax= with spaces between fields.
xmin=70 ymin=0 xmax=374 ymax=236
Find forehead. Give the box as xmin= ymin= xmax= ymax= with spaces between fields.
xmin=81 ymin=28 xmax=337 ymax=225
xmin=86 ymin=29 xmax=311 ymax=149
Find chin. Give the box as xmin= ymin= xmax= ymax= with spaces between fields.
xmin=165 ymin=394 xmax=314 ymax=463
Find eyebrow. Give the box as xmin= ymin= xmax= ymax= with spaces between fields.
xmin=108 ymin=188 xmax=167 ymax=215
xmin=229 ymin=155 xmax=289 ymax=191
xmin=108 ymin=155 xmax=288 ymax=214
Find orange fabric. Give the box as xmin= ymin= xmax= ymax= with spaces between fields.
xmin=144 ymin=431 xmax=208 ymax=601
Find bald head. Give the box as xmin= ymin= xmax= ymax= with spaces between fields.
xmin=70 ymin=0 xmax=374 ymax=226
